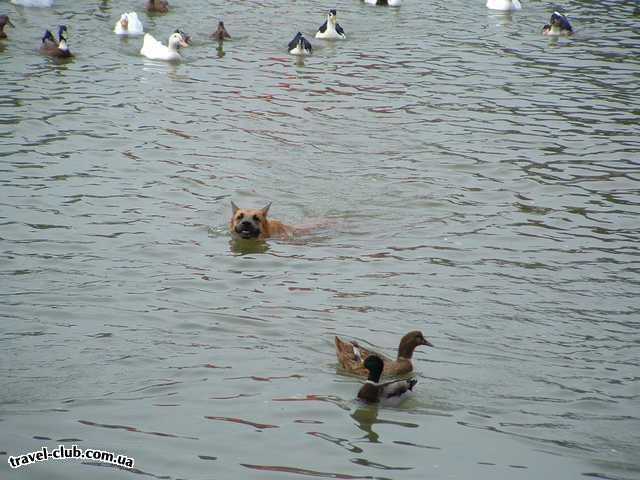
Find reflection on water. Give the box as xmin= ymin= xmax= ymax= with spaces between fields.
xmin=229 ymin=238 xmax=270 ymax=255
xmin=1 ymin=0 xmax=639 ymax=479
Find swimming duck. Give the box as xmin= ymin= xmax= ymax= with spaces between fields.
xmin=486 ymin=0 xmax=521 ymax=11
xmin=0 ymin=15 xmax=15 ymax=39
xmin=114 ymin=12 xmax=144 ymax=36
xmin=335 ymin=330 xmax=432 ymax=378
xmin=357 ymin=355 xmax=418 ymax=405
xmin=210 ymin=20 xmax=231 ymax=41
xmin=39 ymin=26 xmax=72 ymax=58
xmin=288 ymin=32 xmax=312 ymax=55
xmin=542 ymin=11 xmax=573 ymax=36
xmin=315 ymin=9 xmax=346 ymax=40
xmin=363 ymin=0 xmax=402 ymax=7
xmin=10 ymin=0 xmax=53 ymax=6
xmin=145 ymin=0 xmax=169 ymax=13
xmin=140 ymin=31 xmax=188 ymax=61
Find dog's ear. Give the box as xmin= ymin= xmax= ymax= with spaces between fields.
xmin=231 ymin=201 xmax=239 ymax=215
xmin=261 ymin=202 xmax=272 ymax=217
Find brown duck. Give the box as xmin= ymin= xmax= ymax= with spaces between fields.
xmin=146 ymin=0 xmax=169 ymax=14
xmin=210 ymin=21 xmax=230 ymax=41
xmin=0 ymin=15 xmax=15 ymax=40
xmin=335 ymin=330 xmax=432 ymax=377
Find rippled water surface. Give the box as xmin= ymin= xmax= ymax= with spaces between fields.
xmin=1 ymin=0 xmax=639 ymax=479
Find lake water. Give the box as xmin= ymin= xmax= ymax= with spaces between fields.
xmin=1 ymin=0 xmax=639 ymax=479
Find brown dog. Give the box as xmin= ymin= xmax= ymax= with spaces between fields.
xmin=230 ymin=201 xmax=294 ymax=240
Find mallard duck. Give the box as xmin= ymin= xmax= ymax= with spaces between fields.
xmin=0 ymin=15 xmax=15 ymax=40
xmin=288 ymin=32 xmax=312 ymax=55
xmin=39 ymin=26 xmax=73 ymax=58
xmin=10 ymin=0 xmax=53 ymax=6
xmin=357 ymin=356 xmax=418 ymax=405
xmin=210 ymin=20 xmax=230 ymax=41
xmin=364 ymin=0 xmax=402 ymax=6
xmin=114 ymin=12 xmax=144 ymax=36
xmin=145 ymin=0 xmax=169 ymax=14
xmin=542 ymin=11 xmax=573 ymax=36
xmin=486 ymin=0 xmax=521 ymax=11
xmin=335 ymin=330 xmax=432 ymax=377
xmin=140 ymin=31 xmax=188 ymax=61
xmin=315 ymin=9 xmax=346 ymax=40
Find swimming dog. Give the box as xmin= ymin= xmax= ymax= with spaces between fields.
xmin=229 ymin=202 xmax=294 ymax=240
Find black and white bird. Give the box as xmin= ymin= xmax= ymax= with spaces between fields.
xmin=357 ymin=355 xmax=418 ymax=406
xmin=364 ymin=0 xmax=402 ymax=7
xmin=288 ymin=32 xmax=312 ymax=55
xmin=315 ymin=9 xmax=346 ymax=40
xmin=542 ymin=11 xmax=573 ymax=36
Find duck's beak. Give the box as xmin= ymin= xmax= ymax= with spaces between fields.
xmin=8 ymin=19 xmax=15 ymax=28
xmin=422 ymin=338 xmax=433 ymax=347
xmin=179 ymin=38 xmax=189 ymax=47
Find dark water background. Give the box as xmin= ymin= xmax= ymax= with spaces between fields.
xmin=1 ymin=0 xmax=639 ymax=479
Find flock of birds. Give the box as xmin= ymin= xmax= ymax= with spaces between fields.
xmin=1 ymin=0 xmax=574 ymax=64
xmin=3 ymin=0 xmax=573 ymax=405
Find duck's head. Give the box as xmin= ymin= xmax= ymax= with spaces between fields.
xmin=398 ymin=331 xmax=433 ymax=358
xmin=119 ymin=14 xmax=129 ymax=30
xmin=0 ymin=15 xmax=15 ymax=31
xmin=42 ymin=29 xmax=56 ymax=43
xmin=328 ymin=9 xmax=337 ymax=25
xmin=57 ymin=25 xmax=68 ymax=42
xmin=168 ymin=31 xmax=189 ymax=49
xmin=363 ymin=355 xmax=384 ymax=383
xmin=550 ymin=11 xmax=572 ymax=32
xmin=174 ymin=29 xmax=191 ymax=45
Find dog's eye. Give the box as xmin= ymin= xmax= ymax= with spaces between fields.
xmin=253 ymin=215 xmax=260 ymax=222
xmin=237 ymin=213 xmax=244 ymax=220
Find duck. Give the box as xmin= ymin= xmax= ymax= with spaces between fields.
xmin=10 ymin=0 xmax=54 ymax=7
xmin=0 ymin=15 xmax=15 ymax=40
xmin=335 ymin=330 xmax=432 ymax=377
xmin=542 ymin=11 xmax=573 ymax=36
xmin=486 ymin=0 xmax=522 ymax=11
xmin=39 ymin=25 xmax=73 ymax=58
xmin=210 ymin=20 xmax=231 ymax=41
xmin=315 ymin=9 xmax=346 ymax=40
xmin=145 ymin=0 xmax=169 ymax=14
xmin=140 ymin=31 xmax=188 ymax=61
xmin=363 ymin=0 xmax=402 ymax=7
xmin=357 ymin=355 xmax=418 ymax=406
xmin=114 ymin=12 xmax=144 ymax=36
xmin=288 ymin=32 xmax=312 ymax=55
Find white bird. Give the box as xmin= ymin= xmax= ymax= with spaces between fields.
xmin=486 ymin=0 xmax=522 ymax=11
xmin=315 ymin=9 xmax=346 ymax=40
xmin=140 ymin=32 xmax=188 ymax=61
xmin=10 ymin=0 xmax=54 ymax=6
xmin=114 ymin=12 xmax=144 ymax=36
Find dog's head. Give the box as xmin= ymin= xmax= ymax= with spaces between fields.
xmin=230 ymin=201 xmax=271 ymax=240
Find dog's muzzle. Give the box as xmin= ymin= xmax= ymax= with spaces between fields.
xmin=235 ymin=221 xmax=260 ymax=239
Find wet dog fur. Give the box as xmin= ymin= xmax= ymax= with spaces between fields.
xmin=230 ymin=201 xmax=294 ymax=240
